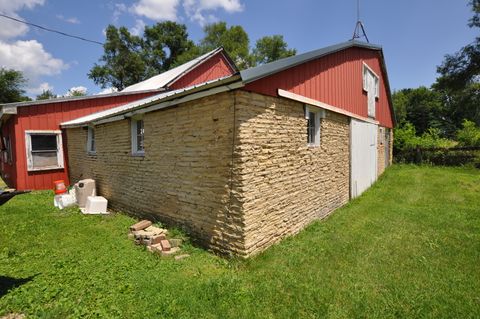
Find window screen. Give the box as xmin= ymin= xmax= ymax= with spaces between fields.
xmin=307 ymin=112 xmax=316 ymax=145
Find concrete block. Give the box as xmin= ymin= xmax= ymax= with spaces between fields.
xmin=169 ymin=238 xmax=183 ymax=247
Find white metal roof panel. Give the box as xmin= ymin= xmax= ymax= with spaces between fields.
xmin=121 ymin=48 xmax=223 ymax=92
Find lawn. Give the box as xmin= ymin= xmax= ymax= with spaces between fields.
xmin=0 ymin=165 xmax=479 ymax=318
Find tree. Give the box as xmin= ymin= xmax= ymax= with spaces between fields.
xmin=88 ymin=25 xmax=146 ymax=90
xmin=0 ymin=68 xmax=30 ymax=103
xmin=252 ymin=35 xmax=296 ymax=65
xmin=36 ymin=89 xmax=56 ymax=100
xmin=433 ymin=0 xmax=480 ymax=130
xmin=143 ymin=21 xmax=195 ymax=75
xmin=200 ymin=22 xmax=252 ymax=69
xmin=392 ymin=87 xmax=444 ymax=135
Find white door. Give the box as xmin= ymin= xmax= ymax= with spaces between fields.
xmin=351 ymin=119 xmax=378 ymax=198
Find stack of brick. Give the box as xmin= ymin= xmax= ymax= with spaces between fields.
xmin=128 ymin=220 xmax=182 ymax=256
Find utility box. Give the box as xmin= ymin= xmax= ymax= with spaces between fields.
xmin=75 ymin=179 xmax=96 ymax=208
xmin=82 ymin=196 xmax=108 ymax=215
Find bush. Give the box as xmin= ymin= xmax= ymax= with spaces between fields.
xmin=457 ymin=120 xmax=480 ymax=146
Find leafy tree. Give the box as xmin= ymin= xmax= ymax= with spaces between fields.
xmin=143 ymin=21 xmax=195 ymax=75
xmin=36 ymin=89 xmax=57 ymax=100
xmin=252 ymin=35 xmax=296 ymax=65
xmin=392 ymin=87 xmax=444 ymax=135
xmin=200 ymin=22 xmax=252 ymax=69
xmin=0 ymin=68 xmax=30 ymax=103
xmin=433 ymin=0 xmax=480 ymax=130
xmin=88 ymin=25 xmax=146 ymax=90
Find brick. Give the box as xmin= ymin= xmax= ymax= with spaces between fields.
xmin=151 ymin=234 xmax=166 ymax=245
xmin=144 ymin=226 xmax=166 ymax=235
xmin=160 ymin=239 xmax=171 ymax=251
xmin=130 ymin=220 xmax=152 ymax=231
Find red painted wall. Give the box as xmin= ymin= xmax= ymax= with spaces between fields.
xmin=2 ymin=92 xmax=154 ymax=190
xmin=169 ymin=53 xmax=236 ymax=90
xmin=243 ymin=47 xmax=394 ymax=128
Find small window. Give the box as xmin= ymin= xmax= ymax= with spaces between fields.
xmin=131 ymin=119 xmax=145 ymax=155
xmin=305 ymin=106 xmax=323 ymax=147
xmin=363 ymin=63 xmax=379 ymax=118
xmin=3 ymin=136 xmax=12 ymax=164
xmin=87 ymin=127 xmax=96 ymax=154
xmin=25 ymin=131 xmax=64 ymax=171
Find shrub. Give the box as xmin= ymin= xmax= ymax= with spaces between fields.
xmin=457 ymin=120 xmax=480 ymax=147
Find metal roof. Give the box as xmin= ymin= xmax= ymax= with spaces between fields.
xmin=61 ymin=75 xmax=241 ymax=127
xmin=0 ymin=88 xmax=163 ymax=108
xmin=121 ymin=47 xmax=228 ymax=92
xmin=240 ymin=40 xmax=382 ymax=83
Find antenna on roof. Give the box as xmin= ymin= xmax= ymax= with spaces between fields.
xmin=352 ymin=0 xmax=370 ymax=43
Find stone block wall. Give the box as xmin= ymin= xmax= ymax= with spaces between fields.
xmin=66 ymin=92 xmax=246 ymax=255
xmin=377 ymin=126 xmax=394 ymax=176
xmin=233 ymin=91 xmax=350 ymax=256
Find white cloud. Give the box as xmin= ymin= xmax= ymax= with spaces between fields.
xmin=95 ymin=87 xmax=118 ymax=95
xmin=0 ymin=13 xmax=30 ymax=40
xmin=183 ymin=0 xmax=243 ymax=26
xmin=0 ymin=0 xmax=46 ymax=40
xmin=65 ymin=86 xmax=87 ymax=96
xmin=0 ymin=40 xmax=68 ymax=80
xmin=130 ymin=19 xmax=146 ymax=36
xmin=130 ymin=0 xmax=180 ymax=21
xmin=112 ymin=3 xmax=127 ymax=23
xmin=26 ymin=82 xmax=54 ymax=95
xmin=56 ymin=14 xmax=80 ymax=24
xmin=0 ymin=0 xmax=45 ymax=13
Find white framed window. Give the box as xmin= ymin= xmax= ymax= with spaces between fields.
xmin=305 ymin=105 xmax=324 ymax=147
xmin=131 ymin=118 xmax=145 ymax=156
xmin=363 ymin=63 xmax=379 ymax=118
xmin=87 ymin=127 xmax=96 ymax=154
xmin=25 ymin=130 xmax=64 ymax=171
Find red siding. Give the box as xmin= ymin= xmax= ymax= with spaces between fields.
xmin=169 ymin=52 xmax=236 ymax=90
xmin=244 ymin=47 xmax=394 ymax=128
xmin=3 ymin=92 xmax=154 ymax=190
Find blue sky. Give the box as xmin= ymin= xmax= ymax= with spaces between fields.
xmin=0 ymin=0 xmax=477 ymax=97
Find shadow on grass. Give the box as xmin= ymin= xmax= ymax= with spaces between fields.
xmin=0 ymin=275 xmax=37 ymax=298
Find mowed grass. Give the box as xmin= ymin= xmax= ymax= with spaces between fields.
xmin=0 ymin=165 xmax=479 ymax=318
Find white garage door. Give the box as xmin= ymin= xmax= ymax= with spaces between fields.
xmin=351 ymin=119 xmax=378 ymax=198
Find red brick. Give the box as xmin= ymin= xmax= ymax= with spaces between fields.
xmin=130 ymin=220 xmax=152 ymax=231
xmin=160 ymin=239 xmax=171 ymax=251
xmin=151 ymin=234 xmax=166 ymax=245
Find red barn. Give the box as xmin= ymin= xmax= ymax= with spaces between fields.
xmin=0 ymin=47 xmax=237 ymax=190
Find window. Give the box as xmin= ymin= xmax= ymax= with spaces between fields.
xmin=3 ymin=136 xmax=12 ymax=164
xmin=131 ymin=119 xmax=145 ymax=155
xmin=363 ymin=63 xmax=379 ymax=118
xmin=305 ymin=106 xmax=324 ymax=147
xmin=87 ymin=127 xmax=96 ymax=154
xmin=25 ymin=131 xmax=64 ymax=171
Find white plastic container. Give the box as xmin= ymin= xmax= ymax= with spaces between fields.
xmin=81 ymin=196 xmax=108 ymax=215
xmin=54 ymin=194 xmax=76 ymax=209
xmin=75 ymin=179 xmax=96 ymax=208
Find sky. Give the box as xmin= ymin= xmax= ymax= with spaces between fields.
xmin=0 ymin=0 xmax=477 ymax=98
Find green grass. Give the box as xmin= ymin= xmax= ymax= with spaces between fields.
xmin=0 ymin=165 xmax=479 ymax=318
